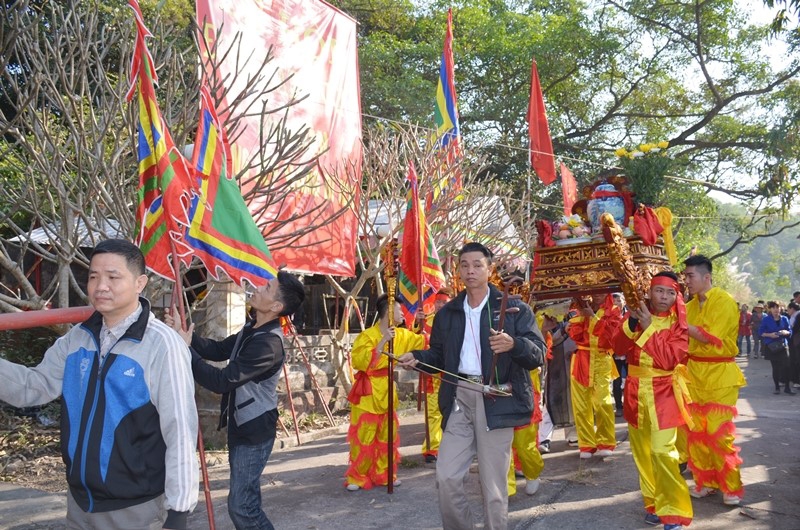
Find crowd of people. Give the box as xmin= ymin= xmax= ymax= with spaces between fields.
xmin=736 ymin=294 xmax=800 ymax=394
xmin=0 ymin=238 xmax=777 ymax=530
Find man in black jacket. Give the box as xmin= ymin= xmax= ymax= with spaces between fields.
xmin=398 ymin=242 xmax=546 ymax=530
xmin=166 ymin=271 xmax=304 ymax=530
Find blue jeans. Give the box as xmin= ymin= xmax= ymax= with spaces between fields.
xmin=228 ymin=439 xmax=276 ymax=530
xmin=737 ymin=335 xmax=751 ymax=356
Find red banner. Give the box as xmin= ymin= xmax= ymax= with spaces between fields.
xmin=560 ymin=161 xmax=577 ymax=216
xmin=196 ymin=0 xmax=362 ymax=276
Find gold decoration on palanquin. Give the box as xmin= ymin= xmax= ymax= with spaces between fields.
xmin=600 ymin=213 xmax=647 ymax=309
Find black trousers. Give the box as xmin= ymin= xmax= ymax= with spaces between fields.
xmin=770 ymin=352 xmax=790 ymax=390
xmin=790 ymin=343 xmax=800 ymax=385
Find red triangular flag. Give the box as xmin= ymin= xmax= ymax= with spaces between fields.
xmin=527 ymin=59 xmax=556 ymax=185
xmin=560 ymin=161 xmax=577 ymax=216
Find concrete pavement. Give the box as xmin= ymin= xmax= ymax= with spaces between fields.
xmin=1 ymin=355 xmax=798 ymax=529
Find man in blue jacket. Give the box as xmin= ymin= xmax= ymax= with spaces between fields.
xmin=398 ymin=242 xmax=546 ymax=530
xmin=0 ymin=239 xmax=199 ymax=529
xmin=166 ymin=271 xmax=305 ymax=530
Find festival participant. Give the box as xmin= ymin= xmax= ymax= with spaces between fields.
xmin=682 ymin=254 xmax=747 ymax=506
xmin=611 ymin=293 xmax=629 ymax=417
xmin=166 ymin=271 xmax=305 ymax=530
xmin=615 ymin=272 xmax=692 ymax=529
xmin=568 ymin=294 xmax=622 ymax=458
xmin=397 ymin=242 xmax=545 ymax=530
xmin=420 ymin=287 xmax=455 ymax=463
xmin=758 ymin=300 xmax=794 ymax=395
xmin=507 ymin=366 xmax=544 ymax=497
xmin=345 ymin=294 xmax=425 ymax=491
xmin=0 ymin=239 xmax=198 ymax=529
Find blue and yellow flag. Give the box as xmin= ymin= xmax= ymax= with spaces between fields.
xmin=128 ymin=0 xmax=194 ymax=280
xmin=430 ymin=8 xmax=463 ymax=205
xmin=185 ymin=87 xmax=277 ymax=287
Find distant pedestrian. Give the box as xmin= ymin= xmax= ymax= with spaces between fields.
xmin=759 ymin=300 xmax=794 ymax=395
xmin=750 ymin=303 xmax=764 ymax=358
xmin=737 ymin=304 xmax=752 ymax=357
xmin=788 ymin=302 xmax=800 ymax=388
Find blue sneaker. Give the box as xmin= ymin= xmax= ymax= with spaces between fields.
xmin=664 ymin=525 xmax=683 ymax=530
xmin=644 ymin=513 xmax=661 ymax=525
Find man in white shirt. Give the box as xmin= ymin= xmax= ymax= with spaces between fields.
xmin=398 ymin=242 xmax=546 ymax=530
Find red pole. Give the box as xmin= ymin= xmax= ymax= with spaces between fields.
xmin=0 ymin=306 xmax=95 ymax=331
xmin=169 ymin=243 xmax=215 ymax=530
xmin=282 ymin=362 xmax=302 ymax=446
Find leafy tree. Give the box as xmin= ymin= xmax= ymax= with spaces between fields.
xmin=331 ymin=0 xmax=800 ymax=277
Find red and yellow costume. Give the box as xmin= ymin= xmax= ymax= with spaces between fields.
xmin=420 ymin=313 xmax=443 ymax=459
xmin=507 ymin=367 xmax=544 ymax=495
xmin=615 ymin=276 xmax=693 ymax=526
xmin=683 ymin=286 xmax=746 ymax=497
xmin=345 ymin=324 xmax=425 ymax=489
xmin=568 ymin=296 xmax=621 ymax=454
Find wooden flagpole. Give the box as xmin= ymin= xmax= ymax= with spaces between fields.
xmin=384 ymin=240 xmax=397 ymax=494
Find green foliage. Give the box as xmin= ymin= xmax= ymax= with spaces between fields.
xmin=0 ymin=329 xmax=60 ymax=366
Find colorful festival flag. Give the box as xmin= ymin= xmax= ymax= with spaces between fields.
xmin=128 ymin=0 xmax=194 ymax=280
xmin=398 ymin=163 xmax=446 ymax=326
xmin=527 ymin=59 xmax=557 ymax=185
xmin=185 ymin=87 xmax=277 ymax=286
xmin=560 ymin=161 xmax=577 ymax=216
xmin=430 ymin=8 xmax=463 ymax=205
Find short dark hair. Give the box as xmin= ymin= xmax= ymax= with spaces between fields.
xmin=793 ymin=291 xmax=800 ymax=298
xmin=376 ymin=294 xmax=390 ymax=319
xmin=90 ymin=239 xmax=145 ymax=276
xmin=788 ymin=301 xmax=800 ymax=311
xmin=276 ymin=271 xmax=305 ymax=316
xmin=653 ymin=271 xmax=680 ymax=283
xmin=683 ymin=254 xmax=712 ymax=275
xmin=767 ymin=300 xmax=780 ymax=309
xmin=458 ymin=242 xmax=493 ymax=263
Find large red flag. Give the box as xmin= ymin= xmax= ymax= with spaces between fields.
xmin=527 ymin=59 xmax=556 ymax=185
xmin=560 ymin=161 xmax=577 ymax=216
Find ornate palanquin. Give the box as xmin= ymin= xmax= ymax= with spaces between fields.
xmin=531 ymin=235 xmax=671 ymax=302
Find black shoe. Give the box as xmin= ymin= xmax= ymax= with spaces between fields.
xmin=644 ymin=513 xmax=661 ymax=525
xmin=615 ymin=409 xmax=624 ymax=417
xmin=774 ymin=389 xmax=781 ymax=395
xmin=678 ymin=462 xmax=688 ymax=475
xmin=424 ymin=454 xmax=437 ymax=463
xmin=538 ymin=440 xmax=551 ymax=454
xmin=785 ymin=388 xmax=797 ymax=395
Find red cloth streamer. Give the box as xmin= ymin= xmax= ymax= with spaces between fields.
xmin=536 ymin=219 xmax=555 ymax=248
xmin=560 ymin=162 xmax=577 ymax=216
xmin=633 ymin=206 xmax=664 ymax=245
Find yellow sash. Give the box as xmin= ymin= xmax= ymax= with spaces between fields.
xmin=628 ymin=363 xmax=694 ymax=429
